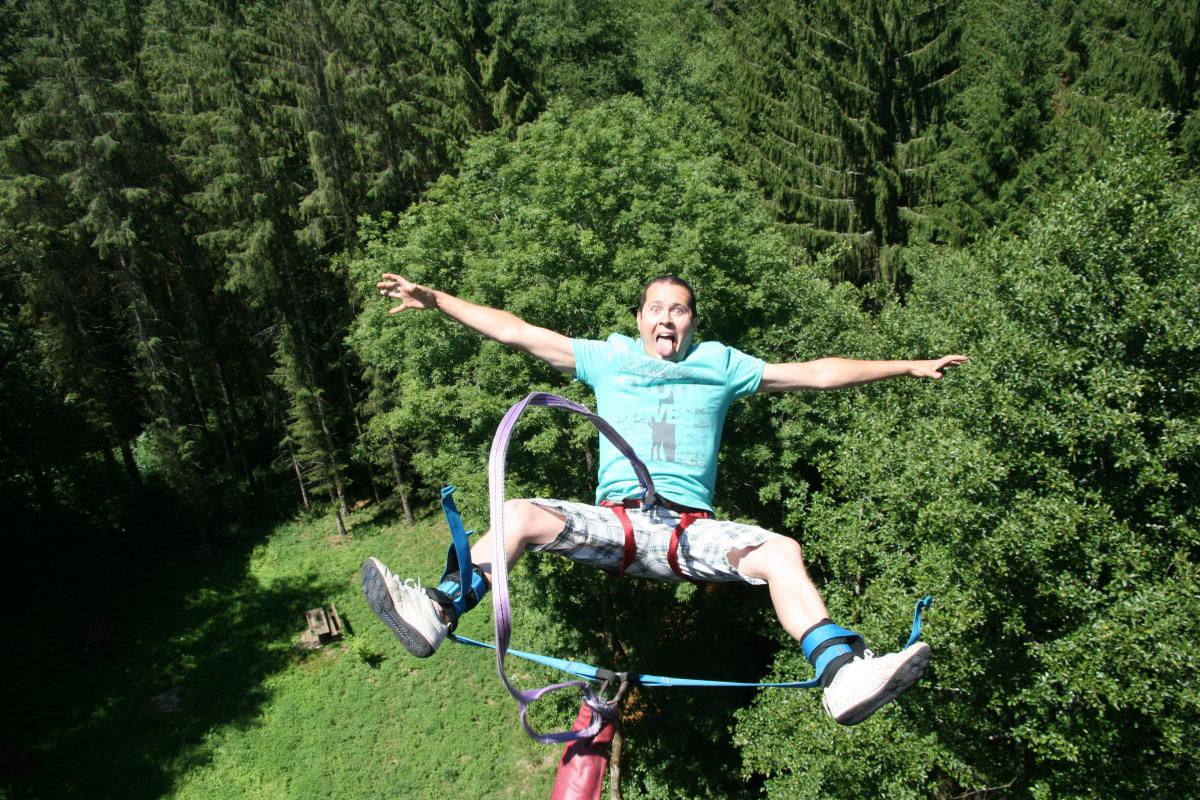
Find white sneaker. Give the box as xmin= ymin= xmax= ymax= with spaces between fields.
xmin=361 ymin=557 xmax=448 ymax=658
xmin=822 ymin=642 xmax=931 ymax=725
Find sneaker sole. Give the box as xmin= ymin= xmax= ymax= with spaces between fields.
xmin=834 ymin=642 xmax=931 ymax=726
xmin=361 ymin=558 xmax=436 ymax=658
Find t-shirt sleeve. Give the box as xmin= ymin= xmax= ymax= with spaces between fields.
xmin=724 ymin=345 xmax=766 ymax=397
xmin=572 ymin=338 xmax=612 ymax=387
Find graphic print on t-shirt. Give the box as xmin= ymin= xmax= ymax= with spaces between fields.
xmin=648 ymin=386 xmax=676 ymax=461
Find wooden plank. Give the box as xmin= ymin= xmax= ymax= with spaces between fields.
xmin=327 ymin=604 xmax=343 ymax=638
xmin=305 ymin=607 xmax=331 ymax=636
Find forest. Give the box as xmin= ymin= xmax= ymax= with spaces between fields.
xmin=1 ymin=1 xmax=1197 ymax=798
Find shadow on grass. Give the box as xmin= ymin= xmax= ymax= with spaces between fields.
xmin=2 ymin=519 xmax=342 ymax=800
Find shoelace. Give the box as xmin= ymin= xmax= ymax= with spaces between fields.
xmin=388 ymin=574 xmax=425 ymax=599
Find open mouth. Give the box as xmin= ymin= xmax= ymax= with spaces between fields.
xmin=654 ymin=331 xmax=676 ymax=356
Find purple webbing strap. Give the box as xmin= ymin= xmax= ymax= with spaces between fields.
xmin=488 ymin=392 xmax=654 ymax=743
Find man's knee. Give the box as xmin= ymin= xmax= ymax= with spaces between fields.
xmin=733 ymin=535 xmax=806 ymax=581
xmin=767 ymin=535 xmax=804 ymax=562
xmin=503 ymin=499 xmax=564 ymax=546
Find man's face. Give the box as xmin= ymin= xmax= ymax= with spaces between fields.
xmin=636 ymin=281 xmax=697 ymax=362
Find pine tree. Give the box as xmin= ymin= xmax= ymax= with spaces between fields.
xmin=717 ymin=0 xmax=964 ymax=285
xmin=2 ymin=0 xmax=196 ymax=487
xmin=1056 ymin=0 xmax=1200 ymax=157
xmin=935 ymin=0 xmax=1062 ymax=235
xmin=146 ymin=0 xmax=354 ymax=523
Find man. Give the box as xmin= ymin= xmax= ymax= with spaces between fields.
xmin=363 ymin=271 xmax=968 ymax=725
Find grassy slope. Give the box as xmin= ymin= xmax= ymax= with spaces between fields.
xmin=5 ymin=509 xmax=561 ymax=800
xmin=167 ymin=510 xmax=561 ymax=800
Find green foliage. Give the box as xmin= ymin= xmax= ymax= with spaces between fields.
xmin=1059 ymin=0 xmax=1200 ymax=123
xmin=940 ymin=0 xmax=1063 ymax=235
xmin=736 ymin=112 xmax=1199 ymax=799
xmin=622 ymin=0 xmax=723 ymax=110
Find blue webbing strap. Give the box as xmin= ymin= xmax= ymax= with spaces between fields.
xmin=437 ymin=486 xmax=485 ymax=619
xmin=905 ymin=595 xmax=934 ymax=648
xmin=448 ymin=595 xmax=934 ymax=691
xmin=800 ymin=621 xmax=860 ymax=684
xmin=800 ymin=623 xmax=859 ymax=659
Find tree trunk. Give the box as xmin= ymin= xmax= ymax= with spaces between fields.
xmin=329 ymin=480 xmax=348 ymax=537
xmin=119 ymin=438 xmax=140 ymax=485
xmin=186 ymin=360 xmax=227 ymax=467
xmin=387 ymin=434 xmax=415 ymax=524
xmin=215 ymin=360 xmax=258 ymax=491
xmin=608 ymin=709 xmax=624 ymax=800
xmin=288 ymin=440 xmax=310 ymax=511
xmin=340 ymin=360 xmax=381 ymax=505
xmin=117 ymin=250 xmax=174 ymax=427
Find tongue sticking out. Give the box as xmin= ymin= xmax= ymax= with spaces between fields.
xmin=655 ymin=335 xmax=675 ymax=358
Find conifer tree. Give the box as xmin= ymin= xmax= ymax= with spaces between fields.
xmin=937 ymin=0 xmax=1061 ymax=234
xmin=1056 ymin=0 xmax=1200 ymax=157
xmin=147 ymin=0 xmax=353 ymax=522
xmin=421 ymin=0 xmax=541 ymax=134
xmin=716 ymin=0 xmax=964 ymax=285
xmin=2 ymin=0 xmax=202 ymax=489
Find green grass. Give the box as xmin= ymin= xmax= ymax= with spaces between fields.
xmin=6 ymin=508 xmax=561 ymax=800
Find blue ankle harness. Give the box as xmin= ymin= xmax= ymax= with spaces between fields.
xmin=428 ymin=485 xmax=490 ymax=631
xmin=802 ymin=621 xmax=867 ymax=687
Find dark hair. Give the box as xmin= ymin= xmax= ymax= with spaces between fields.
xmin=636 ymin=274 xmax=697 ymax=317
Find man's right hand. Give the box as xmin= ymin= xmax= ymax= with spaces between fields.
xmin=377 ymin=273 xmax=437 ymax=313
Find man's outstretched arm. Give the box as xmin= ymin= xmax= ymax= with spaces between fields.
xmin=757 ymin=355 xmax=968 ymax=393
xmin=377 ymin=273 xmax=576 ymax=373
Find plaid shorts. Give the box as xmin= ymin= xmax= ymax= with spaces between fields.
xmin=527 ymin=498 xmax=779 ymax=585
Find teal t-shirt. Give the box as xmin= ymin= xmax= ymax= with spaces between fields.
xmin=572 ymin=333 xmax=765 ymax=512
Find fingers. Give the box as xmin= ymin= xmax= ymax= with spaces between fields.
xmin=376 ymin=272 xmax=407 ymax=292
xmin=928 ymin=354 xmax=969 ymax=379
xmin=378 ymin=272 xmax=434 ymax=312
xmin=937 ymin=355 xmax=969 ymax=371
xmin=377 ymin=273 xmax=412 ymax=306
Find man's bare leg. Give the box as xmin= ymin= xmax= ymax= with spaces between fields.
xmin=730 ymin=536 xmax=829 ymax=641
xmin=362 ymin=499 xmax=565 ymax=656
xmin=468 ymin=499 xmax=566 ymax=578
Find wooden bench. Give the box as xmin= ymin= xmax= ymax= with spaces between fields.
xmin=299 ymin=604 xmax=343 ymax=648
